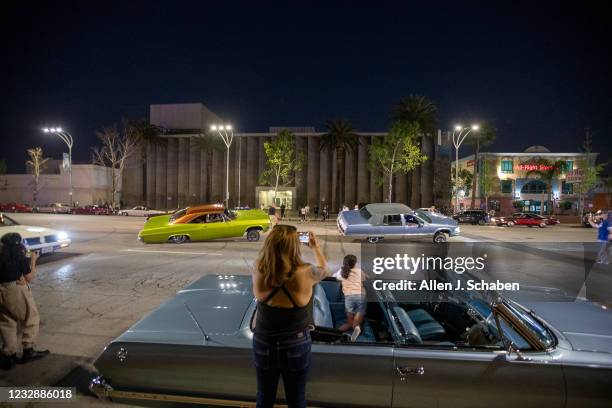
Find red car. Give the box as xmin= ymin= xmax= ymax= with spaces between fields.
xmin=70 ymin=205 xmax=111 ymax=215
xmin=495 ymin=212 xmax=549 ymax=228
xmin=0 ymin=202 xmax=32 ymax=213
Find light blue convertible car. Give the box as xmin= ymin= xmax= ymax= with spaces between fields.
xmin=337 ymin=203 xmax=460 ymax=243
xmin=90 ymin=270 xmax=612 ymax=407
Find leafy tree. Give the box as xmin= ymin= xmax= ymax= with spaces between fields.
xmin=525 ymin=158 xmax=566 ymax=215
xmin=0 ymin=158 xmax=6 ymax=175
xmin=452 ymin=168 xmax=473 ymax=199
xmin=392 ymin=95 xmax=437 ymax=206
xmin=467 ymin=123 xmax=496 ymax=208
xmin=368 ymin=121 xmax=427 ymax=203
xmin=575 ymin=131 xmax=604 ymax=217
xmin=26 ymin=147 xmax=49 ymax=205
xmin=320 ymin=119 xmax=359 ymax=210
xmin=260 ymin=130 xmax=305 ymax=200
xmin=479 ymin=158 xmax=498 ymax=212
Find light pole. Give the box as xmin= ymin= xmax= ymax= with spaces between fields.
xmin=451 ymin=124 xmax=479 ymax=213
xmin=43 ymin=127 xmax=74 ymax=207
xmin=210 ymin=124 xmax=234 ymax=208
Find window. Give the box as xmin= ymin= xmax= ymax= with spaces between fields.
xmin=500 ymin=180 xmax=513 ymax=194
xmin=565 ymin=160 xmax=573 ymax=173
xmin=403 ymin=214 xmax=420 ymax=226
xmin=189 ymin=214 xmax=208 ymax=224
xmin=501 ymin=159 xmax=513 ymax=173
xmin=383 ymin=214 xmax=402 ymax=226
xmin=562 ymin=181 xmax=573 ymax=194
xmin=521 ymin=180 xmax=547 ymax=194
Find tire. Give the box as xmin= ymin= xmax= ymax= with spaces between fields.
xmin=122 ymin=212 xmax=129 ymax=216
xmin=527 ymin=225 xmax=533 ymax=228
xmin=367 ymin=236 xmax=381 ymax=244
xmin=433 ymin=232 xmax=447 ymax=243
xmin=507 ymin=221 xmax=515 ymax=227
xmin=539 ymin=222 xmax=546 ymax=228
xmin=477 ymin=219 xmax=485 ymax=225
xmin=246 ymin=229 xmax=260 ymax=241
xmin=170 ymin=235 xmax=188 ymax=244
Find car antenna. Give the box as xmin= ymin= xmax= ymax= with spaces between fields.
xmin=181 ymin=299 xmax=211 ymax=343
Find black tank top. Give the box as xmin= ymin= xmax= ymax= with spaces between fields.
xmin=253 ymin=269 xmax=313 ymax=337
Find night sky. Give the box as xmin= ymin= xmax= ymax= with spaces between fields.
xmin=2 ymin=1 xmax=610 ymax=173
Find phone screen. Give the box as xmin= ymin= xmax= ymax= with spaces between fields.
xmin=298 ymin=232 xmax=309 ymax=244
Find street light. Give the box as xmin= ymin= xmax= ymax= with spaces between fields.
xmin=42 ymin=127 xmax=74 ymax=207
xmin=210 ymin=123 xmax=234 ymax=208
xmin=451 ymin=124 xmax=479 ymax=213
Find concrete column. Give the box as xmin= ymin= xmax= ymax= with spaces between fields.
xmin=188 ymin=138 xmax=201 ymax=206
xmin=421 ymin=135 xmax=434 ymax=207
xmin=344 ymin=146 xmax=356 ymax=207
xmin=319 ymin=145 xmax=332 ymax=211
xmin=307 ymin=136 xmax=320 ymax=207
xmin=211 ymin=148 xmax=223 ymax=203
xmin=246 ymin=136 xmax=259 ymax=208
xmin=258 ymin=136 xmax=267 ymax=180
xmin=357 ymin=136 xmax=369 ymax=204
xmin=331 ymin=149 xmax=338 ymax=212
xmin=395 ymin=173 xmax=407 ymax=204
xmin=121 ymin=147 xmax=143 ymax=206
xmin=199 ymin=149 xmax=208 ymax=203
xmin=369 ymin=136 xmax=382 ymax=203
xmin=166 ymin=138 xmax=178 ymax=209
xmin=177 ymin=137 xmax=189 ymax=208
xmin=295 ymin=136 xmax=308 ymax=207
xmin=411 ymin=159 xmax=421 ymax=208
xmin=155 ymin=141 xmax=167 ymax=210
xmin=146 ymin=143 xmax=156 ymax=207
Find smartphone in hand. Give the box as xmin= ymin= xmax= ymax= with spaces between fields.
xmin=298 ymin=231 xmax=310 ymax=245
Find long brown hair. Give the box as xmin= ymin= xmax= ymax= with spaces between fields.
xmin=256 ymin=225 xmax=305 ymax=288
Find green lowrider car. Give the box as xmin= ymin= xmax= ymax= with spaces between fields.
xmin=138 ymin=207 xmax=270 ymax=243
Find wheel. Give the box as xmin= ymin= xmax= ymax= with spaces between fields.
xmin=539 ymin=222 xmax=546 ymax=228
xmin=507 ymin=221 xmax=515 ymax=227
xmin=171 ymin=235 xmax=188 ymax=244
xmin=433 ymin=232 xmax=447 ymax=243
xmin=477 ymin=219 xmax=485 ymax=225
xmin=527 ymin=225 xmax=533 ymax=228
xmin=367 ymin=236 xmax=381 ymax=244
xmin=246 ymin=229 xmax=260 ymax=241
xmin=122 ymin=212 xmax=129 ymax=216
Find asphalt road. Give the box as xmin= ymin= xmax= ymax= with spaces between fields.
xmin=0 ymin=213 xmax=609 ymax=406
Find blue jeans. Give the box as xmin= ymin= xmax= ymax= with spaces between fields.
xmin=253 ymin=330 xmax=311 ymax=408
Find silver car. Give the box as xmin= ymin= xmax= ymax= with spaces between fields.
xmin=90 ymin=273 xmax=612 ymax=407
xmin=337 ymin=203 xmax=460 ymax=243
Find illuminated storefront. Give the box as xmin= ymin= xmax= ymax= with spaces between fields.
xmin=452 ymin=145 xmax=598 ymax=215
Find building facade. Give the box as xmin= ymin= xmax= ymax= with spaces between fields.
xmin=121 ymin=103 xmax=453 ymax=211
xmin=453 ymin=145 xmax=598 ymax=215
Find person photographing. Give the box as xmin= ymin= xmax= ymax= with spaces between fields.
xmin=251 ymin=225 xmax=329 ymax=408
xmin=0 ymin=233 xmax=49 ymax=369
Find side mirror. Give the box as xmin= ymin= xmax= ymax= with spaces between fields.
xmin=418 ymin=221 xmax=424 ymax=228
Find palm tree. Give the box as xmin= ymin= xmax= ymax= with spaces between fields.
xmin=467 ymin=123 xmax=497 ymax=208
xmin=125 ymin=119 xmax=162 ymax=204
xmin=526 ymin=158 xmax=566 ymax=215
xmin=392 ymin=95 xmax=437 ymax=207
xmin=320 ymin=119 xmax=359 ymax=211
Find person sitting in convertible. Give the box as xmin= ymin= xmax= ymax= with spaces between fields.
xmin=333 ymin=254 xmax=366 ymax=342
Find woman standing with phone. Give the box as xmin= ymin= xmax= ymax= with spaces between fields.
xmin=251 ymin=225 xmax=329 ymax=408
xmin=0 ymin=233 xmax=49 ymax=370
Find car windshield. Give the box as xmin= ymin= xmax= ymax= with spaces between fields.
xmin=359 ymin=207 xmax=372 ymax=221
xmin=0 ymin=215 xmax=18 ymax=227
xmin=169 ymin=208 xmax=187 ymax=222
xmin=414 ymin=210 xmax=431 ymax=223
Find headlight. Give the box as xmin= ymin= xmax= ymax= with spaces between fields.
xmin=57 ymin=231 xmax=69 ymax=240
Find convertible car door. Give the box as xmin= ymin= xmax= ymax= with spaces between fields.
xmin=308 ymin=343 xmax=394 ymax=407
xmin=391 ymin=347 xmax=565 ymax=408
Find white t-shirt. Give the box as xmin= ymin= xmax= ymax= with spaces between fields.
xmin=334 ymin=267 xmax=365 ymax=296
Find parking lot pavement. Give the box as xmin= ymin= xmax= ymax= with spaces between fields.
xmin=0 ymin=214 xmax=606 ymax=405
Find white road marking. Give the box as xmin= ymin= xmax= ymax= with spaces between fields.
xmin=121 ymin=249 xmax=223 ymax=256
xmin=452 ymin=236 xmax=480 ymax=242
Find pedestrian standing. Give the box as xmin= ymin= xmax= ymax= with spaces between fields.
xmin=304 ymin=205 xmax=310 ymax=222
xmin=0 ymin=232 xmax=49 ymax=370
xmin=589 ymin=211 xmax=612 ymax=264
xmin=299 ymin=207 xmax=306 ymax=223
xmin=322 ymin=206 xmax=329 ymax=221
xmin=268 ymin=204 xmax=278 ymax=228
xmin=280 ymin=204 xmax=286 ymax=220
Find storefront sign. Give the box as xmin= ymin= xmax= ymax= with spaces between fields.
xmin=566 ymin=169 xmax=584 ymax=183
xmin=516 ymin=164 xmax=553 ymax=171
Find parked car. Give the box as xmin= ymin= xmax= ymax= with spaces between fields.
xmin=531 ymin=213 xmax=560 ymax=225
xmin=90 ymin=272 xmax=612 ymax=407
xmin=452 ymin=209 xmax=490 ymax=225
xmin=118 ymin=206 xmax=166 ymax=217
xmin=71 ymin=205 xmax=111 ymax=215
xmin=138 ymin=205 xmax=270 ymax=243
xmin=0 ymin=213 xmax=70 ymax=255
xmin=0 ymin=202 xmax=32 ymax=213
xmin=337 ymin=203 xmax=460 ymax=243
xmin=495 ymin=212 xmax=549 ymax=228
xmin=33 ymin=203 xmax=72 ymax=214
